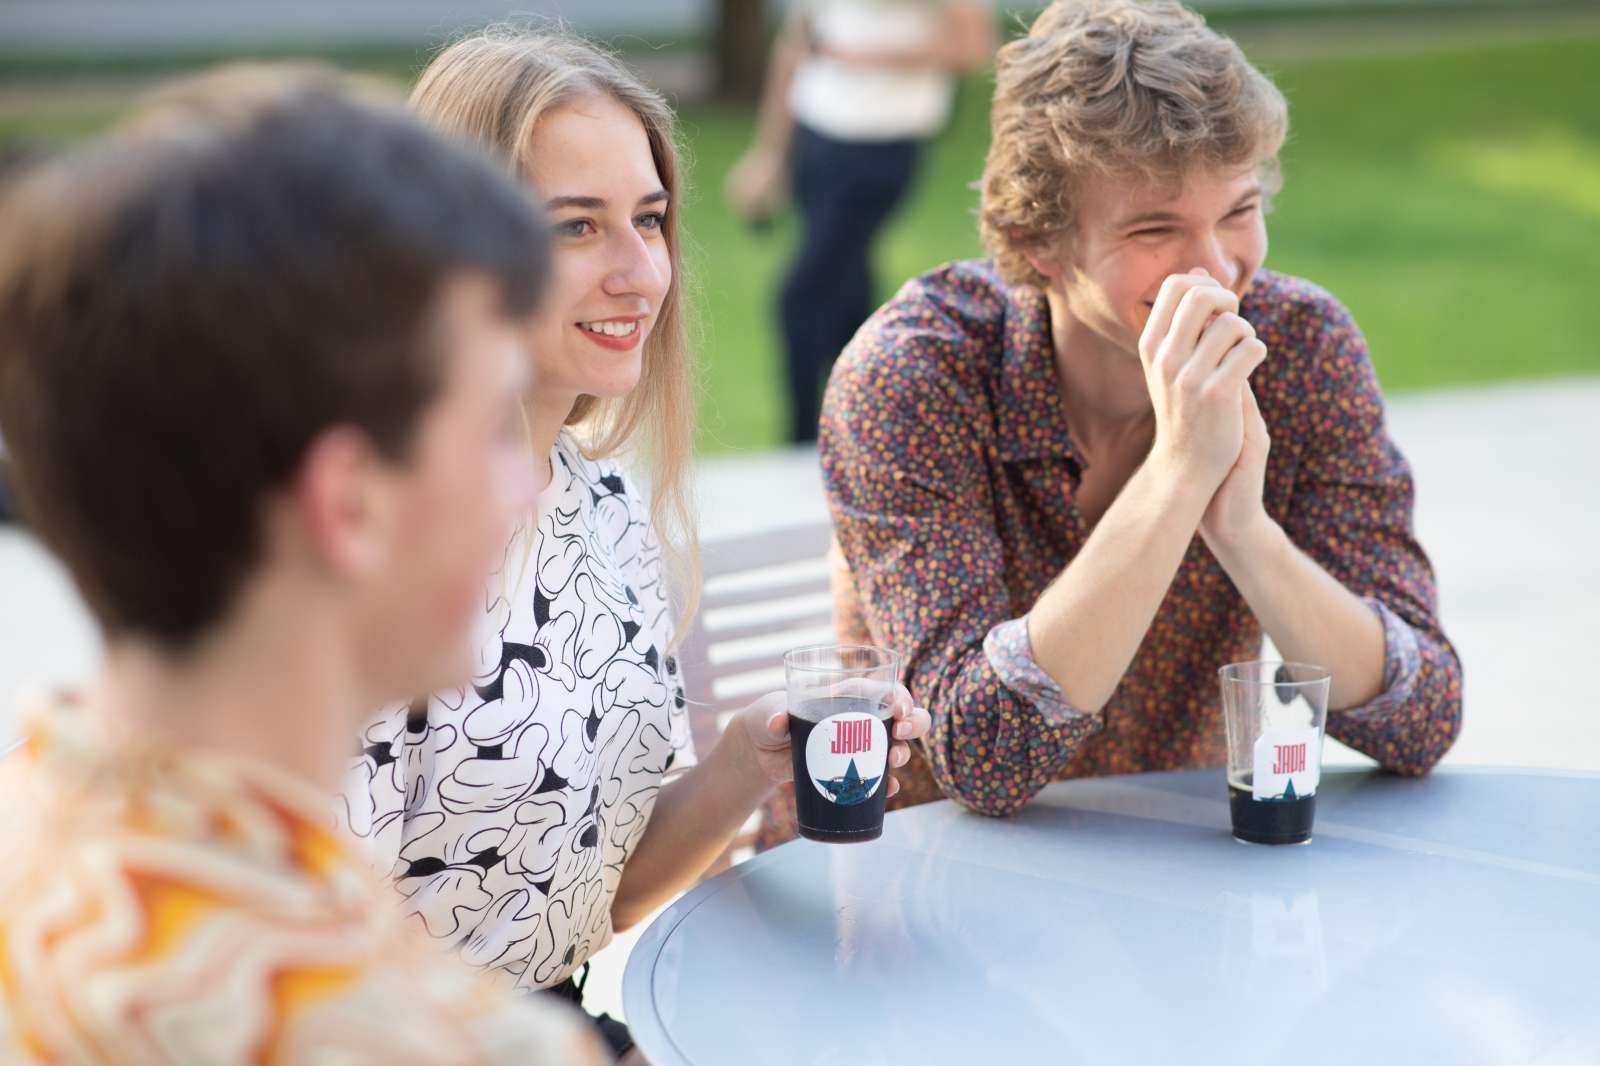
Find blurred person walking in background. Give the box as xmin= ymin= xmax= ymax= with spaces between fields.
xmin=727 ymin=0 xmax=994 ymax=443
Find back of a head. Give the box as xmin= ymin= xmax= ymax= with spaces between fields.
xmin=980 ymin=0 xmax=1288 ymax=287
xmin=0 ymin=64 xmax=551 ymax=647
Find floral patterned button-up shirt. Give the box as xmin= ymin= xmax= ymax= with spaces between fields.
xmin=775 ymin=260 xmax=1461 ymax=829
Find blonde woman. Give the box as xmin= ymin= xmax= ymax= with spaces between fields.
xmin=339 ymin=29 xmax=930 ymax=1058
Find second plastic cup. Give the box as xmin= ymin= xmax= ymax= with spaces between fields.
xmin=1220 ymin=660 xmax=1331 ymax=845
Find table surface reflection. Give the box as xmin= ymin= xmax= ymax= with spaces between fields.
xmin=623 ymin=768 xmax=1600 ymax=1066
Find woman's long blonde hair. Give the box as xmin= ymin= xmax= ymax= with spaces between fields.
xmin=412 ymin=25 xmax=700 ymax=634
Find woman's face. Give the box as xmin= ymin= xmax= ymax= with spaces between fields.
xmin=523 ymin=94 xmax=672 ymax=410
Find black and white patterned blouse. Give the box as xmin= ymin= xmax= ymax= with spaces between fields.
xmin=340 ymin=430 xmax=694 ymax=990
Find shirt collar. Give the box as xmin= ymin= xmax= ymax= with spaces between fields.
xmin=18 ymin=693 xmax=367 ymax=895
xmin=996 ymin=281 xmax=1078 ymax=464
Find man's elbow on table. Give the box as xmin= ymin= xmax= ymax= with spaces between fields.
xmin=1347 ymin=657 xmax=1464 ymax=778
xmin=954 ymin=791 xmax=1034 ymax=818
xmin=934 ymin=764 xmax=1039 ymax=819
xmin=1387 ymin=699 xmax=1463 ymax=778
xmin=919 ymin=719 xmax=1030 ymax=818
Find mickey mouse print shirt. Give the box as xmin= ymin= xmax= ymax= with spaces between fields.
xmin=341 ymin=430 xmax=694 ymax=991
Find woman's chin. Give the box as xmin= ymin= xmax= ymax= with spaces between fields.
xmin=582 ymin=364 xmax=645 ymax=400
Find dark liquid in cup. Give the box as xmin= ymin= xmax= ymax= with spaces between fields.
xmin=1229 ymin=773 xmax=1316 ymax=845
xmin=789 ymin=695 xmax=893 ymax=843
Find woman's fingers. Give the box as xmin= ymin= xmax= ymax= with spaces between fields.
xmin=892 ymin=700 xmax=932 ymax=741
xmin=766 ymin=710 xmax=789 ymax=739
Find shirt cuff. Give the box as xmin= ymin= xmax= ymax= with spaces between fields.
xmin=983 ymin=615 xmax=1096 ymax=723
xmin=1332 ymin=598 xmax=1423 ymax=722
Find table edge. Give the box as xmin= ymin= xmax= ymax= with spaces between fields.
xmin=622 ymin=842 xmax=797 ymax=1066
xmin=620 ymin=763 xmax=1599 ymax=1062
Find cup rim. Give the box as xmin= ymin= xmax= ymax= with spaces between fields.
xmin=1217 ymin=659 xmax=1331 ymax=687
xmin=784 ymin=643 xmax=900 ymax=675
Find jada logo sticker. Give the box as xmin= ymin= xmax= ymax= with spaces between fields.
xmin=1252 ymin=728 xmax=1321 ymax=801
xmin=806 ymin=711 xmax=888 ymax=806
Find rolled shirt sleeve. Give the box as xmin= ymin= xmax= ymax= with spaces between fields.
xmin=983 ymin=615 xmax=1097 ymax=725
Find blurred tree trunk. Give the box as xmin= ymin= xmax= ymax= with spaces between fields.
xmin=713 ymin=0 xmax=769 ymax=102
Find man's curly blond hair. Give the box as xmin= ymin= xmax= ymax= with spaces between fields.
xmin=979 ymin=0 xmax=1288 ymax=288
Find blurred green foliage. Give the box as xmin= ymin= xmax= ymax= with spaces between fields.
xmin=3 ymin=16 xmax=1596 ymax=451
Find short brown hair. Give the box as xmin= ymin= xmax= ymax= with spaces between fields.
xmin=0 ymin=65 xmax=551 ymax=646
xmin=980 ymin=0 xmax=1288 ymax=287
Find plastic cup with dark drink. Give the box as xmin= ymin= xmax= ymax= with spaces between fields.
xmin=1220 ymin=661 xmax=1331 ymax=845
xmin=784 ymin=644 xmax=900 ymax=844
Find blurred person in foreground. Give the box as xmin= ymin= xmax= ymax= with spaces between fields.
xmin=759 ymin=0 xmax=1463 ymax=843
xmin=0 ymin=66 xmax=606 ymax=1064
xmin=727 ymin=0 xmax=995 ymax=443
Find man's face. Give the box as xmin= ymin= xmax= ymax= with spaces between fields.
xmin=360 ymin=274 xmax=538 ymax=699
xmin=1049 ymin=165 xmax=1269 ymax=358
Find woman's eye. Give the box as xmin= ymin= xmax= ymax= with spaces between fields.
xmin=556 ymin=219 xmax=594 ymax=238
xmin=636 ymin=211 xmax=666 ymax=231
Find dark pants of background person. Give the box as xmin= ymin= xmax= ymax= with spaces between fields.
xmin=780 ymin=122 xmax=922 ymax=444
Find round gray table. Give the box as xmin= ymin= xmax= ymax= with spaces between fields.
xmin=624 ymin=767 xmax=1600 ymax=1066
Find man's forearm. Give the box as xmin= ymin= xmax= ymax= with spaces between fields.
xmin=1207 ymin=517 xmax=1386 ymax=710
xmin=1029 ymin=458 xmax=1213 ymax=713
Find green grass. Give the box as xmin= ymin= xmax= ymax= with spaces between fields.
xmin=676 ymin=28 xmax=1600 ymax=449
xmin=673 ymin=81 xmax=994 ymax=450
xmin=1258 ymin=36 xmax=1600 ymax=393
xmin=4 ymin=22 xmax=1598 ymax=452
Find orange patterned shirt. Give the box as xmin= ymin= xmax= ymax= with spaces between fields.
xmin=0 ymin=697 xmax=605 ymax=1065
